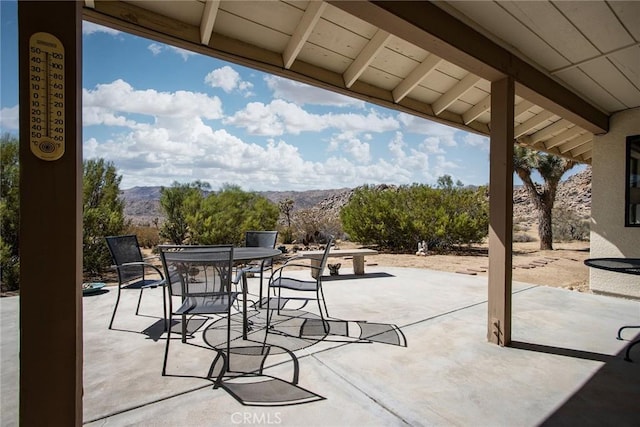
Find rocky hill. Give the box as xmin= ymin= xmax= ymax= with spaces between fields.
xmin=121 ymin=167 xmax=591 ymax=226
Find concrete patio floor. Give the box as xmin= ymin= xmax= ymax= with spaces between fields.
xmin=2 ymin=265 xmax=639 ymax=426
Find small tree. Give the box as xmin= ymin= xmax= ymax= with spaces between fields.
xmin=0 ymin=134 xmax=20 ymax=291
xmin=83 ymin=158 xmax=128 ymax=275
xmin=187 ymin=184 xmax=279 ymax=245
xmin=159 ymin=181 xmax=209 ymax=244
xmin=278 ymin=198 xmax=295 ymax=243
xmin=513 ymin=145 xmax=576 ymax=250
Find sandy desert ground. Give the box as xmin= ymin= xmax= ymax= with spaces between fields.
xmin=329 ymin=239 xmax=591 ymax=293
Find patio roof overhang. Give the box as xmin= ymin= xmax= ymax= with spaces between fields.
xmin=16 ymin=1 xmax=639 ymax=425
xmin=79 ymin=0 xmax=639 ymax=164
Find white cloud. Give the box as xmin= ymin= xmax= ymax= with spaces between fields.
xmin=169 ymin=46 xmax=196 ymax=61
xmin=205 ymin=66 xmax=253 ymax=96
xmin=265 ymin=75 xmax=365 ymax=108
xmin=464 ymin=133 xmax=489 ymax=150
xmin=83 ymin=22 xmax=121 ymax=36
xmin=328 ymin=132 xmax=371 ymax=164
xmin=146 ymin=43 xmax=195 ymax=61
xmin=225 ymin=101 xmax=398 ymax=136
xmin=83 ymin=79 xmax=223 ymax=123
xmin=148 ymin=43 xmax=163 ymax=56
xmin=0 ymin=105 xmax=19 ymax=131
xmin=397 ymin=112 xmax=458 ymax=146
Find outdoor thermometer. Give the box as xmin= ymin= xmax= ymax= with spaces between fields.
xmin=28 ymin=32 xmax=65 ymax=161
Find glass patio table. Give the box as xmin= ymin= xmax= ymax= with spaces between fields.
xmin=584 ymin=258 xmax=640 ymax=361
xmin=233 ymin=247 xmax=281 ymax=339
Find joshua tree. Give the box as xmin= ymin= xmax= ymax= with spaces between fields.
xmin=513 ymin=145 xmax=576 ymax=250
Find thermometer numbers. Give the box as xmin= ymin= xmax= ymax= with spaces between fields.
xmin=29 ymin=32 xmax=65 ymax=160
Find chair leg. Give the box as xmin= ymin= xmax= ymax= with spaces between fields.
xmin=316 ymin=297 xmax=329 ymax=334
xmin=108 ymin=286 xmax=122 ymax=329
xmin=135 ymin=287 xmax=144 ymax=315
xmin=318 ymin=285 xmax=330 ymax=318
xmin=209 ymin=351 xmax=227 ymax=389
xmin=162 ymin=314 xmax=172 ymax=376
xmin=258 ymin=269 xmax=264 ymax=308
xmin=263 ymin=290 xmax=273 ymax=347
xmin=181 ymin=314 xmax=187 ymax=343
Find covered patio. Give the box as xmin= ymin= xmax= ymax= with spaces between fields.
xmin=14 ymin=1 xmax=639 ymax=424
xmin=3 ymin=267 xmax=639 ymax=425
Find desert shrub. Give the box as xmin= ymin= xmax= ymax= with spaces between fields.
xmin=291 ymin=208 xmax=342 ymax=245
xmin=513 ymin=232 xmax=535 ymax=243
xmin=552 ymin=207 xmax=590 ymax=242
xmin=161 ymin=183 xmax=279 ymax=246
xmin=128 ymin=225 xmax=160 ymax=248
xmin=340 ymin=180 xmax=488 ymax=252
xmin=159 ymin=181 xmax=208 ymax=244
xmin=0 ymin=134 xmax=19 ymax=291
xmin=83 ymin=159 xmax=128 ymax=276
xmin=278 ymin=226 xmax=294 ymax=244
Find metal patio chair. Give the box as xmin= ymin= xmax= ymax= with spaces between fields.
xmin=243 ymin=230 xmax=278 ymax=307
xmin=105 ymin=235 xmax=165 ymax=329
xmin=266 ymin=237 xmax=334 ymax=334
xmin=158 ymin=245 xmax=237 ymax=379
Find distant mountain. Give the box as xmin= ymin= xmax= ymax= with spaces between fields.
xmin=121 ymin=168 xmax=591 ymax=226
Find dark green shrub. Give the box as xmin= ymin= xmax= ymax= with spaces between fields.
xmin=160 ymin=183 xmax=279 ymax=246
xmin=0 ymin=134 xmax=19 ymax=291
xmin=83 ymin=159 xmax=128 ymax=276
xmin=340 ymin=181 xmax=489 ymax=252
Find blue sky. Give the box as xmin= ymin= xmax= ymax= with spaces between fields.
xmin=4 ymin=1 xmax=580 ymax=192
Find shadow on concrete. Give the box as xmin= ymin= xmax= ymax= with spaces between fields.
xmin=322 ymin=272 xmax=395 ymax=281
xmin=511 ymin=337 xmax=640 ymax=426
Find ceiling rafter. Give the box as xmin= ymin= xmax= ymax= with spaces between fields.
xmin=433 ymin=73 xmax=482 ymax=116
xmin=283 ymin=1 xmax=327 ymax=69
xmin=343 ymin=29 xmax=391 ymax=88
xmin=571 ymin=142 xmax=592 ymax=157
xmin=580 ymin=150 xmax=592 ymax=161
xmin=200 ymin=0 xmax=220 ymax=46
xmin=514 ymin=110 xmax=555 ymax=138
xmin=514 ymin=100 xmax=534 ymax=118
xmin=462 ymin=94 xmax=490 ymax=124
xmin=558 ymin=133 xmax=592 ymax=154
xmin=392 ymin=53 xmax=442 ymax=102
xmin=529 ymin=119 xmax=573 ymax=144
xmin=334 ymin=0 xmax=609 ymax=134
xmin=542 ymin=126 xmax=583 ymax=149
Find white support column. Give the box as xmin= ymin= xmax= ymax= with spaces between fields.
xmin=488 ymin=77 xmax=514 ymax=346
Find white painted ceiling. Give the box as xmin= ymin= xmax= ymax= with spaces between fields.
xmin=83 ymin=1 xmax=640 ymax=164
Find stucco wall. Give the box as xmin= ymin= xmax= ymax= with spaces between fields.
xmin=590 ymin=107 xmax=640 ymax=299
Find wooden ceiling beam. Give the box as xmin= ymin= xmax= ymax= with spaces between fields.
xmin=529 ymin=119 xmax=573 ymax=144
xmin=200 ymin=0 xmax=220 ymax=46
xmin=433 ymin=74 xmax=482 ymax=116
xmin=542 ymin=126 xmax=583 ymax=149
xmin=331 ymin=0 xmax=609 ymax=134
xmin=514 ymin=100 xmax=534 ymax=118
xmin=283 ymin=1 xmax=326 ymax=69
xmin=514 ymin=111 xmax=555 ymax=138
xmin=558 ymin=133 xmax=592 ymax=154
xmin=344 ymin=29 xmax=391 ymax=88
xmin=392 ymin=53 xmax=442 ymax=102
xmin=571 ymin=142 xmax=593 ymax=157
xmin=463 ymin=94 xmax=490 ymax=125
